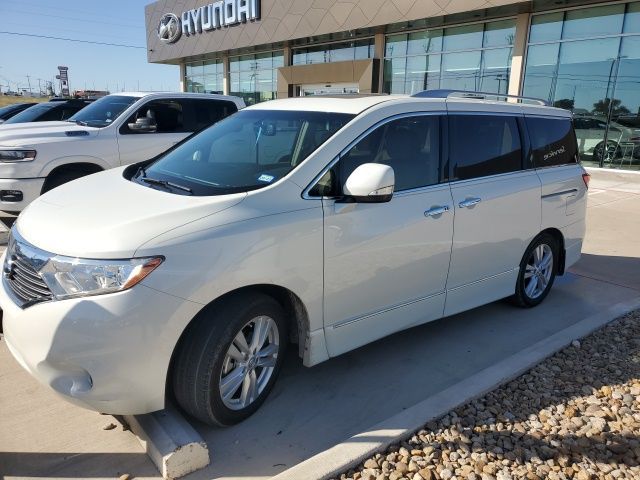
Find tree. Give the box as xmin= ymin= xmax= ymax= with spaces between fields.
xmin=553 ymin=98 xmax=575 ymax=110
xmin=592 ymin=98 xmax=630 ymax=117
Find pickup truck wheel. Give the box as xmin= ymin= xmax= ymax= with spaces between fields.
xmin=42 ymin=169 xmax=98 ymax=193
xmin=172 ymin=293 xmax=287 ymax=426
xmin=512 ymin=233 xmax=558 ymax=308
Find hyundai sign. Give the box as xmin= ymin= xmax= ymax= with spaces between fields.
xmin=158 ymin=0 xmax=260 ymax=44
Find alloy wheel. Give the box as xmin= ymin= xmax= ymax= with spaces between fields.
xmin=219 ymin=315 xmax=280 ymax=410
xmin=524 ymin=244 xmax=553 ymax=299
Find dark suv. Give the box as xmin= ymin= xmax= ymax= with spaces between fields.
xmin=1 ymin=99 xmax=92 ymax=125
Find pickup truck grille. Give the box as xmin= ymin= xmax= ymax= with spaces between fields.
xmin=3 ymin=231 xmax=53 ymax=308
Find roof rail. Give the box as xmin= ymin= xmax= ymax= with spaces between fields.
xmin=411 ymin=89 xmax=549 ymax=106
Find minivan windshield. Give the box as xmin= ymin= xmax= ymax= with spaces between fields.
xmin=137 ymin=110 xmax=354 ymax=196
xmin=68 ymin=95 xmax=138 ymax=128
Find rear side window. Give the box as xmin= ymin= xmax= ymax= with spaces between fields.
xmin=449 ymin=115 xmax=522 ymax=181
xmin=190 ymin=99 xmax=238 ymax=132
xmin=526 ymin=116 xmax=578 ymax=168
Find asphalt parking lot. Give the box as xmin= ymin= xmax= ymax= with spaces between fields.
xmin=0 ymin=169 xmax=639 ymax=480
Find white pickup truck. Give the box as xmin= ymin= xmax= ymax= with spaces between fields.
xmin=0 ymin=92 xmax=245 ymax=212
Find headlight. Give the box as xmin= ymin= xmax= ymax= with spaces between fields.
xmin=39 ymin=256 xmax=163 ymax=300
xmin=0 ymin=149 xmax=37 ymax=162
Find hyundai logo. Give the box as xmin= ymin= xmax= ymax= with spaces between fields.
xmin=157 ymin=13 xmax=181 ymax=44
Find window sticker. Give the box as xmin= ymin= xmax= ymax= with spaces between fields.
xmin=258 ymin=174 xmax=275 ymax=183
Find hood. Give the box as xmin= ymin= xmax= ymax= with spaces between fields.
xmin=16 ymin=167 xmax=247 ymax=258
xmin=0 ymin=121 xmax=99 ymax=147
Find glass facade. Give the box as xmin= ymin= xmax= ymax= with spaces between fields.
xmin=229 ymin=51 xmax=284 ymax=106
xmin=383 ymin=19 xmax=516 ymax=95
xmin=185 ymin=59 xmax=224 ymax=94
xmin=292 ymin=39 xmax=374 ymax=65
xmin=523 ymin=2 xmax=640 ymax=169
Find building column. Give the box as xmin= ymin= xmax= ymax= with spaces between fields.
xmin=508 ymin=13 xmax=531 ymax=97
xmin=223 ymin=54 xmax=230 ymax=95
xmin=179 ymin=63 xmax=186 ymax=92
xmin=374 ymin=30 xmax=385 ymax=94
xmin=277 ymin=45 xmax=292 ymax=99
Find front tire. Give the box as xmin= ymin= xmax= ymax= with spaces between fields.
xmin=42 ymin=169 xmax=99 ymax=193
xmin=512 ymin=233 xmax=558 ymax=308
xmin=172 ymin=293 xmax=287 ymax=426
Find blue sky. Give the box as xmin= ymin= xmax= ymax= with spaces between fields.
xmin=0 ymin=0 xmax=179 ymax=95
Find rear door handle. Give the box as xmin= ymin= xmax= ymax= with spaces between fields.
xmin=424 ymin=205 xmax=449 ymax=217
xmin=459 ymin=197 xmax=482 ymax=208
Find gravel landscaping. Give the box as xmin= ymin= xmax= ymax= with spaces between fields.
xmin=335 ymin=310 xmax=640 ymax=480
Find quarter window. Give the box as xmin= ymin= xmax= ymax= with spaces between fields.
xmin=449 ymin=115 xmax=522 ymax=180
xmin=526 ymin=117 xmax=578 ymax=168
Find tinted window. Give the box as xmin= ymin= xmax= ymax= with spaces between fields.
xmin=190 ymin=99 xmax=238 ymax=131
xmin=312 ymin=115 xmax=441 ymax=196
xmin=449 ymin=115 xmax=522 ymax=180
xmin=526 ymin=116 xmax=578 ymax=168
xmin=122 ymin=100 xmax=187 ymax=134
xmin=4 ymin=103 xmax=59 ymax=124
xmin=0 ymin=103 xmax=35 ymax=121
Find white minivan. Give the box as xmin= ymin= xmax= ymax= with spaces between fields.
xmin=0 ymin=92 xmax=244 ymax=212
xmin=1 ymin=91 xmax=588 ymax=426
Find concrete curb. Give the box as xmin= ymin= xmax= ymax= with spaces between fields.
xmin=271 ymin=296 xmax=640 ymax=480
xmin=124 ymin=405 xmax=209 ymax=479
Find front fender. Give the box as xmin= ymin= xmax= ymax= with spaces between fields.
xmin=39 ymin=155 xmax=111 ymax=178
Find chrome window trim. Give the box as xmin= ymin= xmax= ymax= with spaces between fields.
xmin=301 ymin=111 xmax=446 ymax=200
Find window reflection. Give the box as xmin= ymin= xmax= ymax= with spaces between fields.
xmin=383 ymin=19 xmax=515 ymax=96
xmin=523 ymin=1 xmax=640 ymax=169
xmin=229 ymin=51 xmax=284 ymax=106
xmin=185 ymin=59 xmax=224 ymax=94
xmin=292 ymin=39 xmax=374 ymax=65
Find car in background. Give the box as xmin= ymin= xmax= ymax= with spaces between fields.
xmin=0 ymin=103 xmax=37 ymax=124
xmin=573 ymin=115 xmax=640 ymax=164
xmin=0 ymin=92 xmax=245 ymax=212
xmin=1 ymin=99 xmax=93 ymax=125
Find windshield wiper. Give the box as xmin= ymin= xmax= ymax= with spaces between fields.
xmin=139 ymin=176 xmax=192 ymax=193
xmin=73 ymin=120 xmax=89 ymax=126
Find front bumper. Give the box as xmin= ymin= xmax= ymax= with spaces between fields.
xmin=0 ymin=177 xmax=45 ymax=212
xmin=0 ymin=253 xmax=202 ymax=414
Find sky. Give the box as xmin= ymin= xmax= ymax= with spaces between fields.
xmin=0 ymin=0 xmax=179 ymax=95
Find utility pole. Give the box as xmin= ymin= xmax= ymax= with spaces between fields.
xmin=26 ymin=75 xmax=32 ymax=95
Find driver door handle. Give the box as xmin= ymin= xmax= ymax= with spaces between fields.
xmin=459 ymin=197 xmax=482 ymax=208
xmin=424 ymin=205 xmax=450 ymax=217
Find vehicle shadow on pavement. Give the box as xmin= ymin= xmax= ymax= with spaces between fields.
xmin=0 ymin=451 xmax=160 ymax=478
xmin=570 ymin=253 xmax=640 ymax=291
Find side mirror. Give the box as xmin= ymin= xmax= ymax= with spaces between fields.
xmin=343 ymin=163 xmax=395 ymax=203
xmin=128 ymin=117 xmax=157 ymax=133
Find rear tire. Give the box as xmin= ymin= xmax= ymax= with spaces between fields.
xmin=172 ymin=293 xmax=287 ymax=426
xmin=512 ymin=233 xmax=558 ymax=308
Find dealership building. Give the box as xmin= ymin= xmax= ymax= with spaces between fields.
xmin=145 ymin=0 xmax=640 ymax=169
